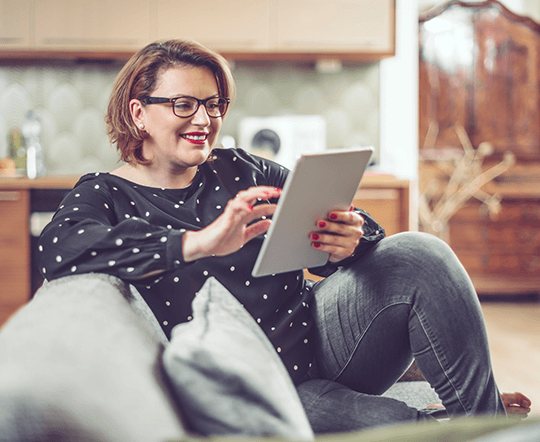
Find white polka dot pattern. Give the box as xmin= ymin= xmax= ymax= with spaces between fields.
xmin=33 ymin=148 xmax=383 ymax=383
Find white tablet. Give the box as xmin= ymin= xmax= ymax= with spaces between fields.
xmin=251 ymin=147 xmax=373 ymax=277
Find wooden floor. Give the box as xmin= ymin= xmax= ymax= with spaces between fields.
xmin=480 ymin=297 xmax=540 ymax=418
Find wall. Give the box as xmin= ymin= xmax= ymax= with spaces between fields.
xmin=0 ymin=61 xmax=122 ymax=175
xmin=0 ymin=59 xmax=380 ymax=176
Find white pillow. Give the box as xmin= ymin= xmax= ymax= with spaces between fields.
xmin=162 ymin=277 xmax=314 ymax=440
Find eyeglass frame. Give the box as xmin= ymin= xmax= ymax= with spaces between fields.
xmin=140 ymin=95 xmax=231 ymax=119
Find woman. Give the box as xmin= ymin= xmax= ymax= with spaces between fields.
xmin=37 ymin=39 xmax=530 ymax=432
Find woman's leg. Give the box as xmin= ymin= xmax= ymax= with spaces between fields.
xmin=307 ymin=232 xmax=505 ymax=419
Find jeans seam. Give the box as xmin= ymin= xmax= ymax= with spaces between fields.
xmin=411 ymin=305 xmax=469 ymax=414
xmin=330 ymin=300 xmax=411 ymax=382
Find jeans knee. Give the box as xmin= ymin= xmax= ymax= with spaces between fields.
xmin=345 ymin=231 xmax=468 ymax=291
xmin=380 ymin=232 xmax=458 ymax=269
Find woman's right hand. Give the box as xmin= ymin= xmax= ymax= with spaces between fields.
xmin=182 ymin=186 xmax=281 ymax=262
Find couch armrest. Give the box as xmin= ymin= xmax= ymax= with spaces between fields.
xmin=0 ymin=273 xmax=186 ymax=442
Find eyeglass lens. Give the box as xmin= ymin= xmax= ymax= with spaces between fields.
xmin=173 ymin=97 xmax=228 ymax=118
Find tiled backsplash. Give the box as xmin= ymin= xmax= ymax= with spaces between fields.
xmin=0 ymin=60 xmax=379 ymax=175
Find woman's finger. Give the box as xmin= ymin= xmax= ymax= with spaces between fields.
xmin=327 ymin=210 xmax=365 ymax=226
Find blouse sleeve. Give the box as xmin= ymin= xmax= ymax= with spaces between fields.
xmin=36 ymin=179 xmax=186 ymax=284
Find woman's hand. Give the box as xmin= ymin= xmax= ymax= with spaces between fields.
xmin=502 ymin=392 xmax=532 ymax=418
xmin=182 ymin=186 xmax=281 ymax=262
xmin=310 ymin=206 xmax=364 ymax=263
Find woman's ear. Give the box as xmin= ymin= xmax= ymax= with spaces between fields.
xmin=130 ymin=99 xmax=145 ymax=129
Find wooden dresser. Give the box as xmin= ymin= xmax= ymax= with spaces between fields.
xmin=0 ymin=174 xmax=409 ymax=327
xmin=419 ymin=1 xmax=540 ymax=296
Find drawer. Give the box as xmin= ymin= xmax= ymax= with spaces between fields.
xmin=451 ymin=200 xmax=540 ymax=223
xmin=449 ymin=223 xmax=540 ymax=249
xmin=354 ymin=187 xmax=407 ymax=236
xmin=455 ymin=250 xmax=540 ymax=275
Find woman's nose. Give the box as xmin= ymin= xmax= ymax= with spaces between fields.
xmin=191 ymin=103 xmax=211 ymax=125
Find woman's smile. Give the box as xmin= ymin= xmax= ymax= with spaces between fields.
xmin=181 ymin=132 xmax=209 ymax=144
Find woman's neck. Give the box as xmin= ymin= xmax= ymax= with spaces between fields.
xmin=111 ymin=162 xmax=198 ymax=189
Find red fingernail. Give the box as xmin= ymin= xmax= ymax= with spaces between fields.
xmin=313 ymin=242 xmax=321 ymax=248
xmin=329 ymin=213 xmax=338 ymax=220
xmin=350 ymin=204 xmax=354 ymax=211
xmin=312 ymin=233 xmax=320 ymax=240
xmin=318 ymin=221 xmax=326 ymax=228
xmin=248 ymin=205 xmax=254 ymax=211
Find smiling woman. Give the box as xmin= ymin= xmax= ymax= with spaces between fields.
xmin=35 ymin=39 xmax=529 ymax=436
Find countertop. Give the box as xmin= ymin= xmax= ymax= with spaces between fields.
xmin=0 ymin=172 xmax=409 ymax=191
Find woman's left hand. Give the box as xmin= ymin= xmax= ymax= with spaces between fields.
xmin=310 ymin=206 xmax=364 ymax=263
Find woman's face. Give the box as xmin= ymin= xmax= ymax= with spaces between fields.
xmin=133 ymin=65 xmax=223 ymax=172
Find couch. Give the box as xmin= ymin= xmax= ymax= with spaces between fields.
xmin=0 ymin=273 xmax=538 ymax=442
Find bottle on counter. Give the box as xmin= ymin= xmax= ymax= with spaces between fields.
xmin=7 ymin=127 xmax=26 ymax=176
xmin=22 ymin=110 xmax=46 ymax=179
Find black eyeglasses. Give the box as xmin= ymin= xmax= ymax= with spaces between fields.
xmin=141 ymin=95 xmax=230 ymax=118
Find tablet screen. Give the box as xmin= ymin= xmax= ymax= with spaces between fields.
xmin=251 ymin=147 xmax=373 ymax=277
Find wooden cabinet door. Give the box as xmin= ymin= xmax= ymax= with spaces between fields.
xmin=156 ymin=0 xmax=271 ymax=53
xmin=0 ymin=190 xmax=30 ymax=327
xmin=275 ymin=0 xmax=394 ymax=55
xmin=0 ymin=0 xmax=31 ymax=48
xmin=34 ymin=0 xmax=153 ymax=51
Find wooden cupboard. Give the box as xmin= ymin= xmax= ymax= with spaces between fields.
xmin=274 ymin=0 xmax=394 ymax=56
xmin=419 ymin=0 xmax=540 ymax=295
xmin=0 ymin=189 xmax=30 ymax=327
xmin=0 ymin=0 xmax=31 ymax=48
xmin=353 ymin=176 xmax=409 ymax=236
xmin=0 ymin=0 xmax=394 ymax=61
xmin=156 ymin=0 xmax=272 ymax=53
xmin=0 ymin=176 xmax=77 ymax=329
xmin=34 ymin=0 xmax=154 ymax=51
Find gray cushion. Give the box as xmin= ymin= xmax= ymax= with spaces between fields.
xmin=162 ymin=277 xmax=314 ymax=440
xmin=0 ymin=273 xmax=185 ymax=442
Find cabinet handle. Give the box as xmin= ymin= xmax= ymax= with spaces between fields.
xmin=0 ymin=191 xmax=21 ymax=201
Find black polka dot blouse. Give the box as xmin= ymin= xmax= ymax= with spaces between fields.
xmin=37 ymin=148 xmax=385 ymax=384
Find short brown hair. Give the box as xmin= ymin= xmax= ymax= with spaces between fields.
xmin=105 ymin=40 xmax=236 ymax=164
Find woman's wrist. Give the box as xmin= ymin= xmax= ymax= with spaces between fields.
xmin=182 ymin=230 xmax=207 ymax=262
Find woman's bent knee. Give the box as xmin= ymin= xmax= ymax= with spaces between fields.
xmin=350 ymin=231 xmax=461 ymax=276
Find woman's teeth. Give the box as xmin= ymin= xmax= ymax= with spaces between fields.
xmin=182 ymin=134 xmax=207 ymax=141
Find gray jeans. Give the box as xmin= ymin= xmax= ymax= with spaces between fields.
xmin=297 ymin=232 xmax=505 ymax=432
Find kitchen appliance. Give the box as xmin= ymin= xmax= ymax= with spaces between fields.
xmin=239 ymin=115 xmax=326 ymax=170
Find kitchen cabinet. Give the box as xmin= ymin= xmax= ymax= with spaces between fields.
xmin=0 ymin=189 xmax=30 ymax=328
xmin=353 ymin=178 xmax=409 ymax=236
xmin=275 ymin=0 xmax=394 ymax=56
xmin=34 ymin=0 xmax=153 ymax=52
xmin=0 ymin=176 xmax=77 ymax=329
xmin=157 ymin=0 xmax=271 ymax=53
xmin=157 ymin=0 xmax=394 ymax=57
xmin=0 ymin=0 xmax=31 ymax=48
xmin=0 ymin=0 xmax=394 ymax=61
